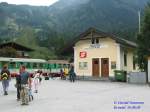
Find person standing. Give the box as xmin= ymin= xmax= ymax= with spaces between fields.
xmin=15 ymin=70 xmax=21 ymax=101
xmin=33 ymin=70 xmax=40 ymax=93
xmin=60 ymin=68 xmax=65 ymax=80
xmin=39 ymin=70 xmax=43 ymax=84
xmin=20 ymin=65 xmax=31 ymax=105
xmin=69 ymin=65 xmax=76 ymax=82
xmin=0 ymin=65 xmax=11 ymax=95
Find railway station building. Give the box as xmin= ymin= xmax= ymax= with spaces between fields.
xmin=63 ymin=27 xmax=138 ymax=78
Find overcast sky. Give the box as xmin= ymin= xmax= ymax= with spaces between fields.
xmin=0 ymin=0 xmax=58 ymax=6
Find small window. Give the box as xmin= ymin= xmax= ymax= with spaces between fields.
xmin=103 ymin=60 xmax=108 ymax=64
xmin=96 ymin=38 xmax=99 ymax=44
xmin=91 ymin=38 xmax=95 ymax=44
xmin=133 ymin=56 xmax=136 ymax=70
xmin=91 ymin=38 xmax=99 ymax=44
xmin=124 ymin=53 xmax=127 ymax=66
xmin=79 ymin=62 xmax=88 ymax=69
xmin=94 ymin=60 xmax=99 ymax=64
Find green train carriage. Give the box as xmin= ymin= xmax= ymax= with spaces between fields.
xmin=0 ymin=57 xmax=70 ymax=77
xmin=0 ymin=57 xmax=47 ymax=77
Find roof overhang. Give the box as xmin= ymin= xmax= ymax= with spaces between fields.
xmin=0 ymin=42 xmax=34 ymax=52
xmin=61 ymin=27 xmax=137 ymax=55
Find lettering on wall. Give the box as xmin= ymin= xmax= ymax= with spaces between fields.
xmin=84 ymin=44 xmax=108 ymax=50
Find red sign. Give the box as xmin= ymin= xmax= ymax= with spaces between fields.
xmin=80 ymin=51 xmax=87 ymax=58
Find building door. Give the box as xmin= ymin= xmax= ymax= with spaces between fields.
xmin=101 ymin=58 xmax=109 ymax=77
xmin=92 ymin=58 xmax=100 ymax=77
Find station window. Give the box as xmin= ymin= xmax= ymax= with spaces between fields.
xmin=91 ymin=38 xmax=95 ymax=44
xmin=96 ymin=38 xmax=99 ymax=44
xmin=79 ymin=62 xmax=88 ymax=69
xmin=124 ymin=53 xmax=127 ymax=66
xmin=91 ymin=38 xmax=99 ymax=44
xmin=133 ymin=56 xmax=136 ymax=70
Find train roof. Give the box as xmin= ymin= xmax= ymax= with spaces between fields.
xmin=0 ymin=57 xmax=47 ymax=63
xmin=48 ymin=60 xmax=69 ymax=64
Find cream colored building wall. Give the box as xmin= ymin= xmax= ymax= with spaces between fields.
xmin=119 ymin=46 xmax=136 ymax=72
xmin=74 ymin=37 xmax=118 ymax=77
xmin=127 ymin=49 xmax=134 ymax=72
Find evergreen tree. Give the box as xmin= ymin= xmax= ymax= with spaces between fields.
xmin=137 ymin=3 xmax=150 ymax=81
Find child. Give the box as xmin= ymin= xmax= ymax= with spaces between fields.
xmin=28 ymin=77 xmax=33 ymax=101
xmin=33 ymin=71 xmax=40 ymax=93
xmin=28 ymin=88 xmax=33 ymax=101
xmin=39 ymin=70 xmax=42 ymax=84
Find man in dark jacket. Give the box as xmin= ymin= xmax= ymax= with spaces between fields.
xmin=0 ymin=65 xmax=11 ymax=95
xmin=20 ymin=65 xmax=31 ymax=105
xmin=16 ymin=73 xmax=21 ymax=101
xmin=69 ymin=65 xmax=76 ymax=82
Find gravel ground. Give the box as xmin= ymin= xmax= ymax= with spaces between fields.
xmin=0 ymin=78 xmax=150 ymax=112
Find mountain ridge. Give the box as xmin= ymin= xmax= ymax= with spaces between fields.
xmin=0 ymin=0 xmax=149 ymax=58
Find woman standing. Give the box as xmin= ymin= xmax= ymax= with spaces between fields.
xmin=0 ymin=65 xmax=11 ymax=95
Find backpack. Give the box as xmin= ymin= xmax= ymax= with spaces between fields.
xmin=1 ymin=72 xmax=9 ymax=80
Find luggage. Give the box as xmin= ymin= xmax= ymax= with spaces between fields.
xmin=45 ymin=76 xmax=49 ymax=80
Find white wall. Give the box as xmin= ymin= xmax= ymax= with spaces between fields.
xmin=148 ymin=60 xmax=150 ymax=83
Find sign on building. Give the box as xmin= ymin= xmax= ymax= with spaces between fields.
xmin=80 ymin=51 xmax=87 ymax=58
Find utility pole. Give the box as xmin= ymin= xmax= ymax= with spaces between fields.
xmin=138 ymin=10 xmax=141 ymax=34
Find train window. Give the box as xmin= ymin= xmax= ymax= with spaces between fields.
xmin=26 ymin=63 xmax=31 ymax=69
xmin=55 ymin=64 xmax=58 ymax=69
xmin=63 ymin=64 xmax=66 ymax=68
xmin=16 ymin=62 xmax=20 ymax=68
xmin=42 ymin=63 xmax=47 ymax=69
xmin=50 ymin=64 xmax=53 ymax=69
xmin=68 ymin=64 xmax=70 ymax=68
xmin=9 ymin=62 xmax=16 ymax=69
xmin=0 ymin=62 xmax=2 ymax=68
xmin=1 ymin=62 xmax=8 ymax=67
xmin=20 ymin=62 xmax=24 ymax=65
xmin=33 ymin=63 xmax=37 ymax=68
xmin=39 ymin=63 xmax=43 ymax=68
xmin=58 ymin=64 xmax=61 ymax=68
xmin=54 ymin=64 xmax=56 ymax=68
xmin=44 ymin=63 xmax=48 ymax=69
xmin=47 ymin=64 xmax=50 ymax=69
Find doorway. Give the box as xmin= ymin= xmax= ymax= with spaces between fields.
xmin=92 ymin=58 xmax=100 ymax=77
xmin=101 ymin=58 xmax=109 ymax=77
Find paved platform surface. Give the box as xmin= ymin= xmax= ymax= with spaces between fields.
xmin=0 ymin=79 xmax=150 ymax=112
